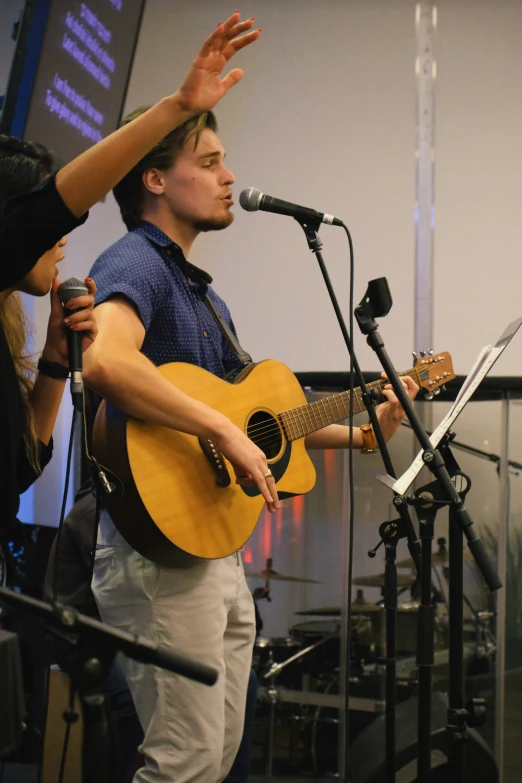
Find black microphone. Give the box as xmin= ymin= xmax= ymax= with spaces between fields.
xmin=239 ymin=187 xmax=343 ymax=227
xmin=58 ymin=276 xmax=88 ymax=402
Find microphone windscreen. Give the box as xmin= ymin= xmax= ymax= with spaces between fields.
xmin=239 ymin=187 xmax=263 ymax=212
xmin=58 ymin=276 xmax=88 ymax=306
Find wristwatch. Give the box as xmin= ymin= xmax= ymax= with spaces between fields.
xmin=360 ymin=423 xmax=379 ymax=453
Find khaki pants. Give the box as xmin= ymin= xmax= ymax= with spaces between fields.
xmin=92 ymin=516 xmax=256 ymax=783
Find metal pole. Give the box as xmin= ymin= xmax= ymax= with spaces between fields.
xmin=494 ymin=395 xmax=510 ymax=780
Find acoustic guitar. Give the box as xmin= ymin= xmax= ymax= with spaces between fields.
xmin=92 ymin=353 xmax=454 ymax=566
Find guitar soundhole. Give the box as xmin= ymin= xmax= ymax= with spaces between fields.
xmin=247 ymin=411 xmax=282 ymax=460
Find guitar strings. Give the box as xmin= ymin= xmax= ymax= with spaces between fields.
xmin=249 ymin=388 xmax=372 ymax=448
xmin=245 ymin=389 xmax=368 ymax=443
xmin=244 ymin=368 xmax=429 ymax=444
xmin=246 ymin=388 xmax=387 ymax=444
xmin=244 ymin=381 xmax=383 ymax=440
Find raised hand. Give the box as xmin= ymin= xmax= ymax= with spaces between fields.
xmin=174 ymin=11 xmax=261 ymax=115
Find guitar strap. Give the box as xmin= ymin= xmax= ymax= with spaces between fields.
xmin=204 ymin=295 xmax=253 ymax=368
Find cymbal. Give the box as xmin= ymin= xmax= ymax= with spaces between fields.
xmin=352 ymin=573 xmax=415 ymax=588
xmin=244 ymin=567 xmax=320 ymax=584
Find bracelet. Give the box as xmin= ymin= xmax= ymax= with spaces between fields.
xmin=37 ymin=357 xmax=70 ymax=380
xmin=360 ymin=423 xmax=379 ymax=454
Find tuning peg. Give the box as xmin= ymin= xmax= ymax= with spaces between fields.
xmin=424 ymin=391 xmax=434 ymax=401
xmin=428 ymin=348 xmax=434 ymax=356
xmin=434 ymin=388 xmax=440 ymax=396
xmin=412 ymin=351 xmax=418 ymax=366
xmin=420 ymin=350 xmax=426 ymax=357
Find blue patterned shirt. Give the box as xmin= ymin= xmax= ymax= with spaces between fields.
xmin=89 ymin=221 xmax=244 ymax=377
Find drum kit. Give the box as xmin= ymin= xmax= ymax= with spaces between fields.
xmin=246 ymin=551 xmax=496 ymax=776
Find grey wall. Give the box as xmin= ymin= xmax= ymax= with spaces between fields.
xmin=435 ymin=0 xmax=522 ymax=376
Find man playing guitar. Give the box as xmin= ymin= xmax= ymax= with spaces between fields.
xmin=83 ymin=12 xmax=418 ymax=782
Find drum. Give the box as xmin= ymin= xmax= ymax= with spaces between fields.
xmin=290 ymin=621 xmax=340 ymax=675
xmin=352 ymin=603 xmax=450 ymax=661
xmin=290 ymin=613 xmax=383 ymax=674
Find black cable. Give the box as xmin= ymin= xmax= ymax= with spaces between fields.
xmin=37 ymin=402 xmax=78 ymax=783
xmin=342 ymin=222 xmax=355 ymax=780
xmin=52 ymin=404 xmax=78 ymax=602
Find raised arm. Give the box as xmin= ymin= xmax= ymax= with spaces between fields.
xmin=56 ymin=12 xmax=260 ymax=217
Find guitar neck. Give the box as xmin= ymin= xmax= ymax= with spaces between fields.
xmin=279 ymin=370 xmax=419 ymax=442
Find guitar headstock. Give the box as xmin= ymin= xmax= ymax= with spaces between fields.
xmin=406 ymin=351 xmax=455 ymax=400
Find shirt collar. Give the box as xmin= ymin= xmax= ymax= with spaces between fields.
xmin=134 ymin=221 xmax=213 ymax=286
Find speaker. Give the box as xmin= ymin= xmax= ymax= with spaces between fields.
xmin=349 ymin=691 xmax=498 ymax=783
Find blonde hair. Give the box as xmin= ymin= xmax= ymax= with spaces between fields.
xmin=0 ymin=293 xmax=40 ymax=473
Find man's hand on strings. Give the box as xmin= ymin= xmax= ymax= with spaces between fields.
xmin=376 ymin=374 xmax=419 ymax=441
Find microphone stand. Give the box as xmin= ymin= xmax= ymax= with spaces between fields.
xmin=354 ymin=280 xmax=501 ymax=782
xmin=0 ymin=588 xmax=217 ymax=783
xmin=295 ymin=219 xmax=421 ymax=783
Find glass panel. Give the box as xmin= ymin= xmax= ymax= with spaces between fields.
xmin=249 ymin=393 xmax=502 ymax=778
xmin=351 ymin=399 xmax=499 ymax=779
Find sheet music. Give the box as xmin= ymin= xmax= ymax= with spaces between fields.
xmin=383 ymin=317 xmax=522 ymax=497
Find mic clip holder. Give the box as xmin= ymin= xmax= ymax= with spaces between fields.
xmin=294 ymin=216 xmax=324 ymax=252
xmin=88 ymin=456 xmax=124 ymax=503
xmin=355 ymin=278 xmax=393 ymax=328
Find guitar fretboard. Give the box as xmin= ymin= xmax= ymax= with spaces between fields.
xmin=279 ymin=370 xmax=421 ymax=442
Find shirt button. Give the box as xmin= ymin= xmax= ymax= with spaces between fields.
xmin=203 ymin=331 xmax=208 ymax=337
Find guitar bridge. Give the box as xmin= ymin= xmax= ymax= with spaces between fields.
xmin=198 ymin=438 xmax=232 ymax=488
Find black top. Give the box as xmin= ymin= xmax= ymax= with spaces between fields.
xmin=0 ymin=175 xmax=87 ymax=547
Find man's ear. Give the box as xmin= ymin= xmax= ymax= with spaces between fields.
xmin=142 ymin=168 xmax=166 ymax=196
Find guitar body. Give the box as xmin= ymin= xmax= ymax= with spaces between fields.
xmin=92 ymin=360 xmax=317 ymax=566
xmin=92 ymin=350 xmax=455 ymax=566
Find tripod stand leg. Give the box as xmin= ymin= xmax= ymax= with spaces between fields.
xmin=417 ymin=516 xmax=435 ymax=783
xmin=80 ymin=692 xmax=110 ymax=783
xmin=446 ymin=506 xmax=466 ymax=780
xmin=384 ymin=549 xmax=398 ymax=783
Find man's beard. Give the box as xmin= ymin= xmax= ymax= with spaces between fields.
xmin=193 ymin=211 xmax=234 ymax=233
